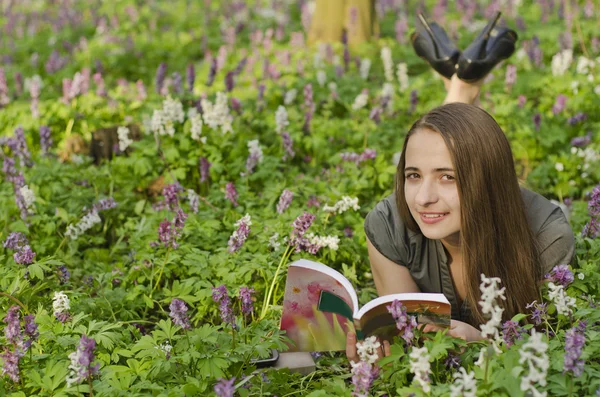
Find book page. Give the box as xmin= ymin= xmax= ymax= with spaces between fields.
xmin=355 ymin=293 xmax=451 ymax=321
xmin=279 ymin=259 xmax=358 ymax=352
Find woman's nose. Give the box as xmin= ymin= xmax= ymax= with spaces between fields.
xmin=414 ymin=180 xmax=438 ymax=206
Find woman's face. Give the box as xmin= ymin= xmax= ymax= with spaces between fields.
xmin=404 ymin=128 xmax=461 ymax=245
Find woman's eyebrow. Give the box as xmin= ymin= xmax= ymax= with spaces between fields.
xmin=404 ymin=166 xmax=455 ymax=172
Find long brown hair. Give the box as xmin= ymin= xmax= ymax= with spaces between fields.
xmin=395 ymin=103 xmax=541 ymax=326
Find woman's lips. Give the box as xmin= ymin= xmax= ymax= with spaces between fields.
xmin=419 ymin=212 xmax=449 ymax=224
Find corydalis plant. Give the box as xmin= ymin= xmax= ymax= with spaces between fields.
xmin=65 ymin=335 xmax=100 ymax=388
xmin=228 ymin=214 xmax=251 ymax=253
xmin=169 ymin=298 xmax=191 ymax=330
xmin=387 ymin=300 xmax=417 ymax=345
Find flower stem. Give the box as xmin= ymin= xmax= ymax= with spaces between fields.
xmin=259 ymin=245 xmax=292 ymax=320
xmin=150 ymin=247 xmax=171 ymax=299
xmin=0 ymin=292 xmax=28 ymax=313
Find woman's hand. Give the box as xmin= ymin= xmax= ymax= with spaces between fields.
xmin=345 ymin=332 xmax=391 ymax=364
xmin=422 ymin=320 xmax=483 ymax=342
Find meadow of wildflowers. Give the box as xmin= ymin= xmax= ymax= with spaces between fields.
xmin=1 ymin=0 xmax=600 ymax=395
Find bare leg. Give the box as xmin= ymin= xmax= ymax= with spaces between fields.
xmin=442 ymin=75 xmax=483 ymax=105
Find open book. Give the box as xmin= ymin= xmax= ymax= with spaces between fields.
xmin=279 ymin=259 xmax=451 ymax=352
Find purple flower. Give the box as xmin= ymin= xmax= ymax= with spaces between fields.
xmin=169 ymin=298 xmax=191 ymax=329
xmin=518 ymin=95 xmax=527 ymax=108
xmin=162 ymin=183 xmax=184 ymax=210
xmin=172 ymin=72 xmax=183 ymax=95
xmin=39 ymin=126 xmax=53 ymax=155
xmin=281 ymin=132 xmax=295 ymax=160
xmin=552 ymin=94 xmax=568 ymax=115
xmin=228 ymin=216 xmax=251 ymax=253
xmin=516 ymin=16 xmax=527 ymax=31
xmin=214 ymin=377 xmax=236 ymax=397
xmin=501 ymin=320 xmax=524 ymax=347
xmin=351 ymin=360 xmax=379 ymax=396
xmin=230 ymin=97 xmax=242 ymax=114
xmin=568 ymin=113 xmax=588 ymax=125
xmin=369 ymin=107 xmax=382 ymax=124
xmin=156 ymin=209 xmax=187 ymax=249
xmin=545 ymin=264 xmax=574 ymax=287
xmin=3 ymin=306 xmax=22 ymax=345
xmin=1 ymin=349 xmax=20 ymax=382
xmin=239 ymin=287 xmax=255 ymax=316
xmin=225 ymin=182 xmax=238 ymax=207
xmin=410 ymin=90 xmax=418 ymax=113
xmin=304 ymin=83 xmax=314 ymax=113
xmin=14 ymin=245 xmax=36 ymax=265
xmin=526 ymin=300 xmax=548 ymax=325
xmin=11 ymin=126 xmax=32 ymax=167
xmin=3 ymin=232 xmax=28 ymax=250
xmin=186 ymin=63 xmax=195 ymax=92
xmin=505 ymin=64 xmax=517 ymax=87
xmin=444 ymin=353 xmax=461 ymax=370
xmin=93 ymin=73 xmax=106 ymax=97
xmin=387 ymin=300 xmax=418 ymax=345
xmin=23 ymin=314 xmax=38 ymax=343
xmin=66 ymin=335 xmax=100 ymax=386
xmin=57 ymin=265 xmax=70 ymax=284
xmin=92 ymin=198 xmax=117 ymax=213
xmin=198 ymin=157 xmax=211 ymax=183
xmin=563 ymin=321 xmax=586 ymax=376
xmin=276 ymin=189 xmax=294 ymax=214
xmin=533 ymin=113 xmax=542 ymax=131
xmin=571 ymin=133 xmax=592 ymax=147
xmin=233 ymin=57 xmax=247 ymax=76
xmin=582 ymin=217 xmax=600 ymax=238
xmin=212 ymin=285 xmax=236 ymax=327
xmin=395 ymin=14 xmax=408 ymax=44
xmin=225 ymin=71 xmax=235 ymax=92
xmin=207 ymin=58 xmax=217 ymax=87
xmin=588 ymin=185 xmax=600 ymax=216
xmin=155 ymin=62 xmax=167 ymax=94
xmin=289 ymin=212 xmax=317 ymax=252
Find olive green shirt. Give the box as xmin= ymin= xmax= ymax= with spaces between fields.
xmin=364 ymin=187 xmax=575 ymax=323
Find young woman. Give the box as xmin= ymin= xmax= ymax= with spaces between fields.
xmin=347 ymin=14 xmax=575 ymax=360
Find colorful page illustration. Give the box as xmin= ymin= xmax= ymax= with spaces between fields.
xmin=279 ymin=260 xmax=356 ymax=352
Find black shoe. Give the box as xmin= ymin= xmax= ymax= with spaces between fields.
xmin=411 ymin=14 xmax=460 ymax=79
xmin=456 ymin=12 xmax=518 ymax=83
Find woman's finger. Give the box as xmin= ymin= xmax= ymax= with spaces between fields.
xmin=383 ymin=340 xmax=391 ymax=356
xmin=346 ymin=332 xmax=358 ymax=363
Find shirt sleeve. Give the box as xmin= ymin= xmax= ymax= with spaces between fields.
xmin=363 ymin=194 xmax=410 ymax=267
xmin=536 ymin=206 xmax=575 ymax=275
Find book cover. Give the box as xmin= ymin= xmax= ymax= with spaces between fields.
xmin=279 ymin=259 xmax=451 ymax=352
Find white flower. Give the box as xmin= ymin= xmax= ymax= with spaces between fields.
xmin=478 ymin=274 xmax=506 ymax=352
xmin=306 ymin=233 xmax=340 ymax=251
xmin=313 ymin=51 xmax=324 ymax=69
xmin=571 ymin=81 xmax=579 ymax=94
xmin=595 ymin=85 xmax=600 ymax=95
xmin=65 ymin=211 xmax=102 ymax=240
xmin=284 ymin=88 xmax=297 ymax=105
xmin=19 ymin=185 xmax=36 ymax=214
xmin=352 ymin=91 xmax=369 ymax=110
xmin=578 ymin=273 xmax=584 ymax=280
xmin=275 ymin=105 xmax=289 ymax=133
xmin=356 ymin=335 xmax=381 ymax=364
xmin=555 ymin=162 xmax=565 ymax=172
xmin=24 ymin=75 xmax=43 ymax=93
xmin=576 ymin=56 xmax=595 ymax=75
xmin=551 ymin=49 xmax=573 ymax=77
xmin=316 ymin=70 xmax=326 ymax=87
xmin=359 ymin=58 xmax=371 ymax=80
xmin=323 ymin=196 xmax=360 ymax=214
xmin=547 ymin=282 xmax=576 ymax=316
xmin=450 ymin=367 xmax=477 ymax=397
xmin=519 ymin=330 xmax=549 ymax=397
xmin=247 ymin=139 xmax=263 ymax=162
xmin=187 ymin=108 xmax=206 ymax=142
xmin=53 ymin=291 xmax=70 ymax=314
xmin=234 ymin=214 xmax=252 ymax=228
xmin=381 ymin=47 xmax=394 ymax=82
xmin=268 ymin=233 xmax=282 ymax=251
xmin=409 ymin=346 xmax=431 ymax=394
xmin=162 ymin=97 xmax=185 ymax=123
xmin=515 ymin=47 xmax=527 ymax=61
xmin=117 ymin=126 xmax=133 ymax=151
xmin=328 ymin=82 xmax=337 ymax=94
xmin=397 ymin=63 xmax=409 ymax=92
xmin=66 ymin=348 xmax=85 ymax=387
xmin=201 ymin=92 xmax=233 ymax=134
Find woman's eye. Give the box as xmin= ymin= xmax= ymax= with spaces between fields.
xmin=405 ymin=173 xmax=419 ymax=179
xmin=441 ymin=174 xmax=455 ymax=181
